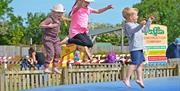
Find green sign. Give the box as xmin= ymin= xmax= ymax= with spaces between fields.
xmin=145 ymin=26 xmax=164 ymax=36
xmin=146 ymin=46 xmax=167 ymax=50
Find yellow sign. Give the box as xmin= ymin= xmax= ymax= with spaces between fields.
xmin=147 ymin=50 xmax=166 ymax=56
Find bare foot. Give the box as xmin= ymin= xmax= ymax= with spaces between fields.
xmin=60 ymin=36 xmax=69 ymax=45
xmin=136 ymin=80 xmax=144 ymax=88
xmin=123 ymin=80 xmax=132 ymax=88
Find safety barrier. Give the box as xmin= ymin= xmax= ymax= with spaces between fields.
xmin=0 ymin=53 xmax=130 ymax=65
xmin=0 ymin=62 xmax=179 ymax=91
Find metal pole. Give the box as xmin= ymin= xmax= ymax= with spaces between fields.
xmin=30 ymin=38 xmax=32 ymax=46
xmin=121 ymin=25 xmax=124 ymax=53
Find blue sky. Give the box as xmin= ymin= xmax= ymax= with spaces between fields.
xmin=10 ymin=0 xmax=141 ymax=25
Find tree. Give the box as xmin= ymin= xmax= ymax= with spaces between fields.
xmin=90 ymin=22 xmax=122 ymax=45
xmin=5 ymin=14 xmax=24 ymax=45
xmin=24 ymin=13 xmax=70 ymax=45
xmin=23 ymin=12 xmax=46 ymax=45
xmin=0 ymin=0 xmax=13 ymax=20
xmin=0 ymin=0 xmax=13 ymax=45
xmin=134 ymin=0 xmax=180 ymax=43
xmin=59 ymin=15 xmax=70 ymax=40
xmin=0 ymin=0 xmax=25 ymax=45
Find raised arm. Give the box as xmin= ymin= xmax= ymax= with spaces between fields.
xmin=71 ymin=0 xmax=83 ymax=15
xmin=124 ymin=23 xmax=144 ymax=36
xmin=142 ymin=18 xmax=153 ymax=33
xmin=92 ymin=5 xmax=113 ymax=14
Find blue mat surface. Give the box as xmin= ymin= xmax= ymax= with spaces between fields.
xmin=25 ymin=76 xmax=180 ymax=91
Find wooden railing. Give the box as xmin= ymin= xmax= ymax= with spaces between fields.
xmin=0 ymin=70 xmax=62 ymax=91
xmin=63 ymin=64 xmax=122 ymax=85
xmin=63 ymin=63 xmax=179 ymax=85
xmin=0 ymin=62 xmax=179 ymax=91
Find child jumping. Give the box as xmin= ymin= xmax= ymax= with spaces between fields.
xmin=39 ymin=3 xmax=66 ymax=73
xmin=60 ymin=0 xmax=113 ymax=60
xmin=122 ymin=7 xmax=154 ymax=88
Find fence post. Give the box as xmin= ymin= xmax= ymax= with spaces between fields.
xmin=176 ymin=64 xmax=180 ymax=76
xmin=121 ymin=64 xmax=127 ymax=80
xmin=0 ymin=69 xmax=5 ymax=91
xmin=62 ymin=67 xmax=69 ymax=85
xmin=20 ymin=45 xmax=22 ymax=57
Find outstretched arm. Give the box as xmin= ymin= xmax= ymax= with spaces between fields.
xmin=142 ymin=16 xmax=155 ymax=33
xmin=125 ymin=23 xmax=144 ymax=36
xmin=92 ymin=5 xmax=113 ymax=14
xmin=71 ymin=0 xmax=83 ymax=15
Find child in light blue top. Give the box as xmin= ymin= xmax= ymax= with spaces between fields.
xmin=123 ymin=12 xmax=152 ymax=51
xmin=74 ymin=49 xmax=80 ymax=61
xmin=122 ymin=7 xmax=154 ymax=88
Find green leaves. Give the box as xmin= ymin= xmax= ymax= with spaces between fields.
xmin=0 ymin=0 xmax=179 ymax=45
xmin=0 ymin=0 xmax=13 ymax=20
xmin=134 ymin=0 xmax=180 ymax=43
xmin=60 ymin=16 xmax=70 ymax=40
xmin=23 ymin=12 xmax=46 ymax=45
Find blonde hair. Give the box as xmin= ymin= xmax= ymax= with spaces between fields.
xmin=122 ymin=7 xmax=138 ymax=20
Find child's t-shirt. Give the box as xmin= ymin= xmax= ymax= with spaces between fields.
xmin=69 ymin=5 xmax=96 ymax=38
xmin=124 ymin=19 xmax=152 ymax=51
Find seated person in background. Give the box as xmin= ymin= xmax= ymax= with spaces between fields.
xmin=35 ymin=52 xmax=45 ymax=70
xmin=74 ymin=47 xmax=80 ymax=61
xmin=74 ymin=46 xmax=81 ymax=64
xmin=166 ymin=38 xmax=180 ymax=59
xmin=28 ymin=47 xmax=37 ymax=69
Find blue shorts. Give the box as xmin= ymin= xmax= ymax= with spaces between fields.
xmin=130 ymin=50 xmax=145 ymax=65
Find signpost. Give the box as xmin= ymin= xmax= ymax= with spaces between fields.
xmin=144 ymin=24 xmax=168 ymax=63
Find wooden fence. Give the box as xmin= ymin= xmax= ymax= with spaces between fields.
xmin=0 ymin=62 xmax=179 ymax=91
xmin=63 ymin=63 xmax=179 ymax=84
xmin=0 ymin=70 xmax=62 ymax=91
xmin=0 ymin=45 xmax=43 ymax=57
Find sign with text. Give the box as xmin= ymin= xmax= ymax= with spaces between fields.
xmin=144 ymin=24 xmax=168 ymax=62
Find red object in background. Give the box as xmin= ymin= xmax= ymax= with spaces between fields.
xmin=148 ymin=56 xmax=167 ymax=61
xmin=149 ymin=16 xmax=155 ymax=20
xmin=74 ymin=61 xmax=80 ymax=64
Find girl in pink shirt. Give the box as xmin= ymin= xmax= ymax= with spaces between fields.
xmin=61 ymin=0 xmax=113 ymax=60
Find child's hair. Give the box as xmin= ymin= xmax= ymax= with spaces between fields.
xmin=68 ymin=0 xmax=78 ymax=16
xmin=28 ymin=47 xmax=35 ymax=57
xmin=122 ymin=7 xmax=139 ymax=20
